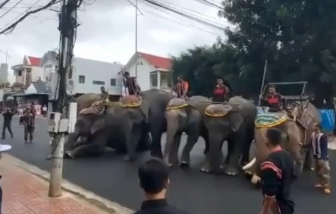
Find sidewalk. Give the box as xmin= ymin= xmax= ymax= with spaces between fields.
xmin=1 ymin=154 xmax=108 ymax=214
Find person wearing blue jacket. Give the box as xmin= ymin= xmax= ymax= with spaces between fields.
xmin=311 ymin=122 xmax=331 ymax=194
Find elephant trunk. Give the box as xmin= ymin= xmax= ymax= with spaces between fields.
xmin=208 ymin=130 xmax=224 ymax=173
xmin=65 ymin=132 xmax=80 ymax=151
xmin=164 ymin=110 xmax=180 ymax=160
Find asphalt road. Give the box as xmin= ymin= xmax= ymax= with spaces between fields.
xmin=2 ymin=116 xmax=336 ymax=214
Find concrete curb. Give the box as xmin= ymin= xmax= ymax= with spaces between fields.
xmin=4 ymin=154 xmax=134 ymax=214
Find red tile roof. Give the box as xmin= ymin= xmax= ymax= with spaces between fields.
xmin=138 ymin=52 xmax=171 ymax=70
xmin=27 ymin=56 xmax=41 ymax=67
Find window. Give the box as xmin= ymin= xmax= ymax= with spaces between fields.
xmin=18 ymin=70 xmax=22 ymax=76
xmin=110 ymin=78 xmax=116 ymax=86
xmin=93 ymin=80 xmax=105 ymax=85
xmin=161 ymin=72 xmax=172 ymax=88
xmin=150 ymin=72 xmax=158 ymax=88
xmin=79 ymin=75 xmax=85 ymax=83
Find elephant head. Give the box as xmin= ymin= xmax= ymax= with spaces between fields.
xmin=65 ymin=112 xmax=105 ymax=151
xmin=204 ymin=104 xmax=244 ymax=173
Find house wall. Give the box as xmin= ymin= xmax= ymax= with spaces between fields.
xmin=71 ymin=58 xmax=123 ymax=95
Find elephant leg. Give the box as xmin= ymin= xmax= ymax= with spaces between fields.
xmin=150 ymin=126 xmax=164 ymax=158
xmin=65 ymin=143 xmax=105 ymax=158
xmin=225 ymin=140 xmax=233 ymax=164
xmin=202 ymin=128 xmax=210 ymax=155
xmin=125 ymin=127 xmax=141 ymax=162
xmin=226 ymin=134 xmax=244 ymax=176
xmin=180 ymin=132 xmax=199 ymax=166
xmin=165 ymin=133 xmax=182 ymax=167
xmin=241 ymin=126 xmax=254 ymax=166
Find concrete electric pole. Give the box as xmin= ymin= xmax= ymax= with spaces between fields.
xmin=135 ymin=0 xmax=138 ymax=78
xmin=48 ymin=0 xmax=79 ymax=197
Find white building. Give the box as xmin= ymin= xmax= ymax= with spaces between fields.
xmin=40 ymin=51 xmax=123 ymax=98
xmin=12 ymin=56 xmax=43 ymax=88
xmin=123 ymin=52 xmax=172 ymax=92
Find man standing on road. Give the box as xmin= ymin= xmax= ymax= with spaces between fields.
xmin=1 ymin=109 xmax=14 ymax=139
xmin=259 ymin=128 xmax=295 ymax=214
xmin=311 ymin=122 xmax=331 ymax=194
xmin=21 ymin=108 xmax=35 ymax=144
xmin=134 ymin=158 xmax=190 ymax=214
xmin=0 ymin=141 xmax=12 ymax=214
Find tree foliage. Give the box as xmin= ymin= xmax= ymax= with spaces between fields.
xmin=171 ymin=0 xmax=336 ymax=107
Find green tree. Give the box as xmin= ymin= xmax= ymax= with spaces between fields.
xmin=219 ymin=0 xmax=336 ymax=106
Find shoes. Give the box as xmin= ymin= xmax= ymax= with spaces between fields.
xmin=324 ymin=188 xmax=331 ymax=194
xmin=315 ymin=183 xmax=323 ymax=188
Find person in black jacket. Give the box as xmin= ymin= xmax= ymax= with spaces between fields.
xmin=1 ymin=109 xmax=13 ymax=139
xmin=259 ymin=128 xmax=295 ymax=214
xmin=134 ymin=158 xmax=190 ymax=214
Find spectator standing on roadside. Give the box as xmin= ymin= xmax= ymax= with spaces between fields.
xmin=259 ymin=128 xmax=295 ymax=214
xmin=1 ymin=109 xmax=14 ymax=139
xmin=21 ymin=108 xmax=35 ymax=143
xmin=311 ymin=122 xmax=331 ymax=194
xmin=42 ymin=105 xmax=48 ymax=117
xmin=134 ymin=158 xmax=190 ymax=214
xmin=0 ymin=141 xmax=12 ymax=213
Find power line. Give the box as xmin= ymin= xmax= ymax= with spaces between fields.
xmin=0 ymin=0 xmax=25 ymax=19
xmin=192 ymin=0 xmax=223 ymax=10
xmin=0 ymin=0 xmax=61 ymax=34
xmin=140 ymin=0 xmax=226 ymax=31
xmin=0 ymin=0 xmax=11 ymax=9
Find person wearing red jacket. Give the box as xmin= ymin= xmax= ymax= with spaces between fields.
xmin=175 ymin=76 xmax=189 ymax=99
xmin=261 ymin=85 xmax=285 ymax=112
xmin=213 ymin=78 xmax=230 ymax=102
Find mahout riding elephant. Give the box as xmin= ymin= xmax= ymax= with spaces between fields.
xmin=203 ymin=96 xmax=257 ymax=175
xmin=65 ymin=89 xmax=173 ymax=161
xmin=242 ymin=102 xmax=321 ymax=185
xmin=164 ymin=96 xmax=211 ymax=167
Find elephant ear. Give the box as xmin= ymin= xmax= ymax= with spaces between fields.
xmin=230 ymin=112 xmax=243 ymax=132
xmin=90 ymin=118 xmax=105 ymax=135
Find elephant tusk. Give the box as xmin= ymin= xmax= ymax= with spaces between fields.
xmin=242 ymin=157 xmax=256 ymax=170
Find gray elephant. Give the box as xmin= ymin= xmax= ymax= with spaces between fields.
xmin=243 ymin=102 xmax=321 ymax=184
xmin=75 ymin=93 xmax=101 ymax=112
xmin=65 ymin=107 xmax=150 ymax=158
xmin=164 ymin=96 xmax=211 ymax=167
xmin=203 ymin=96 xmax=257 ymax=175
xmin=65 ymin=89 xmax=173 ymax=161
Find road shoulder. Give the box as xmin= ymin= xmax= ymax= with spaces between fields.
xmin=1 ymin=154 xmax=133 ymax=214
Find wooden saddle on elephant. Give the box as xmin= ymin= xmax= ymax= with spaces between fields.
xmin=119 ymin=95 xmax=142 ymax=108
xmin=204 ymin=104 xmax=236 ymax=117
xmin=288 ymin=106 xmax=314 ymax=130
xmin=255 ymin=111 xmax=289 ymax=129
xmin=166 ymin=98 xmax=188 ymax=110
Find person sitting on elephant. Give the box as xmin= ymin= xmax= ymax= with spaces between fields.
xmin=260 ymin=128 xmax=295 ymax=214
xmin=174 ymin=76 xmax=189 ymax=99
xmin=212 ymin=78 xmax=230 ymax=102
xmin=311 ymin=123 xmax=331 ymax=194
xmin=261 ymin=85 xmax=286 ymax=112
xmin=134 ymin=158 xmax=190 ymax=214
xmin=124 ymin=72 xmax=142 ymax=96
xmin=100 ymin=86 xmax=109 ymax=114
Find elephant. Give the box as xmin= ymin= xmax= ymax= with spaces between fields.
xmin=242 ymin=102 xmax=321 ymax=185
xmin=163 ymin=96 xmax=211 ymax=167
xmin=64 ymin=107 xmax=150 ymax=158
xmin=203 ymin=96 xmax=257 ymax=175
xmin=65 ymin=89 xmax=173 ymax=161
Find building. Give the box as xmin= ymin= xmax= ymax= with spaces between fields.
xmin=11 ymin=55 xmax=43 ymax=88
xmin=40 ymin=51 xmax=124 ymax=98
xmin=122 ymin=52 xmax=172 ymax=92
xmin=0 ymin=63 xmax=8 ymax=83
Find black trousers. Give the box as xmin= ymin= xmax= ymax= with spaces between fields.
xmin=2 ymin=123 xmax=13 ymax=138
xmin=24 ymin=125 xmax=34 ymax=141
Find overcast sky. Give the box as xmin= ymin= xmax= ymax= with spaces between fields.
xmin=0 ymin=0 xmax=229 ymax=82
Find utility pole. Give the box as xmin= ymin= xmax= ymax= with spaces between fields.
xmin=0 ymin=50 xmax=10 ymax=63
xmin=135 ymin=0 xmax=138 ymax=78
xmin=48 ymin=0 xmax=79 ymax=197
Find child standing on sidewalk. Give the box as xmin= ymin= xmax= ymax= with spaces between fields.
xmin=311 ymin=123 xmax=331 ymax=194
